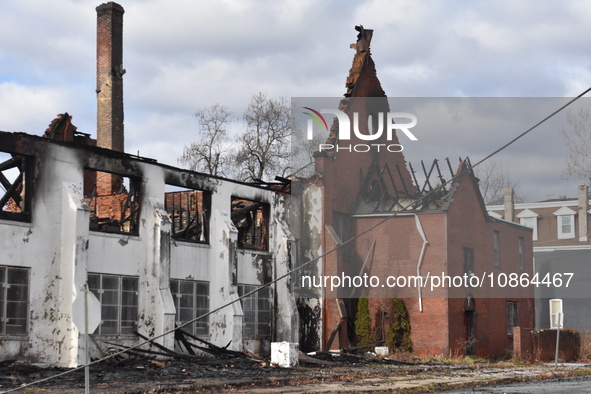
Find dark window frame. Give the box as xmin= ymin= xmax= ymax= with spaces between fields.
xmin=518 ymin=237 xmax=525 ymax=270
xmin=237 ymin=284 xmax=271 ymax=339
xmin=84 ymin=169 xmax=142 ymax=235
xmin=165 ymin=189 xmax=211 ymax=244
xmin=170 ymin=279 xmax=210 ymax=336
xmin=0 ymin=265 xmax=29 ymax=336
xmin=507 ymin=301 xmax=519 ymax=336
xmin=231 ymin=198 xmax=270 ymax=251
xmin=463 ymin=247 xmax=474 ymax=275
xmin=333 ymin=211 xmax=352 ymax=258
xmin=0 ymin=153 xmax=33 ymax=223
xmin=88 ymin=273 xmax=139 ymax=336
xmin=493 ymin=231 xmax=500 ymax=267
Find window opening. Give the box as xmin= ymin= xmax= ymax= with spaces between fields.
xmin=518 ymin=237 xmax=525 ymax=270
xmin=88 ymin=273 xmax=139 ymax=335
xmin=238 ymin=284 xmax=271 ymax=338
xmin=554 ymin=207 xmax=576 ymax=239
xmin=463 ymin=247 xmax=474 ymax=275
xmin=0 ymin=266 xmax=29 ymax=335
xmin=560 ymin=216 xmax=573 ymax=237
xmin=493 ymin=231 xmax=500 ymax=266
xmin=507 ymin=301 xmax=519 ymax=335
xmin=170 ymin=279 xmax=209 ymax=336
xmin=231 ymin=198 xmax=269 ymax=251
xmin=0 ymin=152 xmax=32 ymax=222
xmin=165 ymin=185 xmax=210 ymax=243
xmin=84 ymin=170 xmax=141 ymax=234
xmin=333 ymin=211 xmax=352 ymax=259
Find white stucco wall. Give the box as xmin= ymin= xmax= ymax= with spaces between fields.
xmin=0 ymin=133 xmax=296 ymax=365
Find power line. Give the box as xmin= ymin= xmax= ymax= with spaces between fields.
xmin=4 ymin=86 xmax=591 ymax=393
xmin=471 ymin=88 xmax=591 ymax=170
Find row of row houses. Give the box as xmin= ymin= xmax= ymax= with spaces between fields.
xmin=489 ymin=186 xmax=591 ymax=332
xmin=0 ymin=2 xmax=537 ymax=367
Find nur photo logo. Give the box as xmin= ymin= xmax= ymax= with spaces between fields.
xmin=302 ymin=106 xmax=418 ymax=153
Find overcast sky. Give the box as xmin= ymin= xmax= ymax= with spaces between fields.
xmin=1 ymin=0 xmax=590 ymax=201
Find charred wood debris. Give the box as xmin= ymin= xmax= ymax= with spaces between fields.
xmin=0 ymin=328 xmax=415 ymax=392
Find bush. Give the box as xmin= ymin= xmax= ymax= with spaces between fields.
xmin=385 ymin=298 xmax=412 ymax=352
xmin=355 ymin=295 xmax=374 ymax=348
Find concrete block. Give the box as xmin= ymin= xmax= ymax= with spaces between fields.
xmin=375 ymin=346 xmax=389 ymax=357
xmin=271 ymin=342 xmax=298 ymax=368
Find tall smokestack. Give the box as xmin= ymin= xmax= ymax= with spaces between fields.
xmin=96 ymin=2 xmax=125 ymax=152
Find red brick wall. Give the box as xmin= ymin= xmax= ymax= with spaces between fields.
xmin=446 ymin=170 xmax=535 ymax=359
xmin=352 ymin=213 xmax=451 ymax=355
xmin=314 ymin=40 xmax=534 ymax=358
xmin=513 ymin=326 xmax=534 ymax=361
xmin=317 ymin=49 xmax=414 ymax=350
xmin=96 ymin=2 xmax=125 ymax=152
xmin=534 ymin=329 xmax=580 ymax=361
xmin=408 ymin=298 xmax=450 ymax=356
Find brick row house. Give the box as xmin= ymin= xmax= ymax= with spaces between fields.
xmin=488 ymin=186 xmax=591 ymax=332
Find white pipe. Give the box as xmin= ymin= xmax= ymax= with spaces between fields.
xmin=414 ymin=215 xmax=428 ymax=312
xmin=351 ymin=213 xmax=429 ymax=312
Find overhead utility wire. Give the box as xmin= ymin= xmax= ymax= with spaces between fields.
xmin=471 ymin=88 xmax=591 ymax=170
xmin=4 ymin=87 xmax=591 ymax=393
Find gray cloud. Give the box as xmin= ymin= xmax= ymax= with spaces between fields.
xmin=0 ymin=0 xmax=590 ymax=201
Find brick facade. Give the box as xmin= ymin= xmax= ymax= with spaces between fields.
xmin=96 ymin=2 xmax=125 ymax=152
xmin=487 ymin=186 xmax=591 ymax=334
xmin=307 ymin=28 xmax=535 ymax=358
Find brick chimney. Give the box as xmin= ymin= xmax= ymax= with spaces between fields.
xmin=96 ymin=2 xmax=125 ymax=152
xmin=503 ymin=187 xmax=515 ymax=222
xmin=578 ymin=184 xmax=588 ymax=241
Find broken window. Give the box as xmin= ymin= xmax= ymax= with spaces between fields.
xmin=170 ymin=279 xmax=209 ymax=336
xmin=238 ymin=284 xmax=271 ymax=338
xmin=165 ymin=187 xmax=210 ymax=244
xmin=0 ymin=152 xmax=32 ymax=222
xmin=507 ymin=301 xmax=519 ymax=335
xmin=0 ymin=266 xmax=29 ymax=336
xmin=84 ymin=170 xmax=141 ymax=235
xmin=231 ymin=198 xmax=269 ymax=251
xmin=88 ymin=273 xmax=139 ymax=335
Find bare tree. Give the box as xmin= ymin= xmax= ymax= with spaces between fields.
xmin=561 ymin=108 xmax=591 ymax=183
xmin=179 ymin=104 xmax=233 ymax=177
xmin=288 ymin=119 xmax=329 ymax=179
xmin=235 ymin=93 xmax=294 ymax=181
xmin=476 ymin=160 xmax=525 ymax=205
